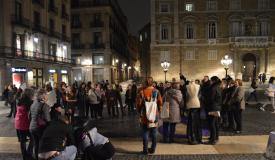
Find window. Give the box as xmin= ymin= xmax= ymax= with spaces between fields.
xmin=71 ymin=14 xmax=81 ymax=28
xmin=15 ymin=1 xmax=22 ymax=20
xmin=49 ymin=43 xmax=56 ymax=55
xmin=259 ymin=21 xmax=269 ymax=36
xmin=186 ymin=23 xmax=194 ymax=39
xmin=94 ymin=32 xmax=102 ymax=44
xmin=62 ymin=25 xmax=66 ymax=35
xmin=72 ymin=33 xmax=80 ymax=46
xmin=185 ymin=3 xmax=194 ymax=11
xmin=185 ymin=50 xmax=195 ymax=60
xmin=160 ymin=3 xmax=170 ymax=13
xmin=208 ymin=50 xmax=217 ymax=60
xmin=207 ymin=0 xmax=217 ymax=11
xmin=15 ymin=35 xmax=23 ymax=56
xmin=93 ymin=55 xmax=104 ymax=65
xmin=49 ymin=19 xmax=55 ymax=33
xmin=208 ymin=22 xmax=217 ymax=39
xmin=160 ymin=24 xmax=170 ymax=41
xmin=62 ymin=4 xmax=66 ymax=14
xmin=258 ymin=0 xmax=269 ymax=9
xmin=93 ymin=68 xmax=104 ymax=83
xmin=34 ymin=11 xmax=41 ymax=26
xmin=139 ymin=34 xmax=143 ymax=42
xmin=230 ymin=0 xmax=241 ymax=10
xmin=94 ymin=13 xmax=101 ymax=22
xmin=231 ymin=21 xmax=242 ymax=36
xmin=160 ymin=50 xmax=170 ymax=62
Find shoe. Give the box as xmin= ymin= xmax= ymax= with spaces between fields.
xmin=141 ymin=150 xmax=148 ymax=155
xmin=205 ymin=140 xmax=217 ymax=145
xmin=235 ymin=130 xmax=242 ymax=134
xmin=260 ymin=107 xmax=265 ymax=111
xmin=188 ymin=141 xmax=198 ymax=145
xmin=6 ymin=115 xmax=11 ymax=118
xmin=148 ymin=148 xmax=155 ymax=154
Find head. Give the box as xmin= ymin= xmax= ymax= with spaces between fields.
xmin=171 ymin=82 xmax=178 ymax=89
xmin=203 ymin=76 xmax=209 ymax=82
xmin=36 ymin=88 xmax=48 ymax=102
xmin=165 ymin=82 xmax=171 ymax=88
xmin=210 ymin=76 xmax=221 ymax=85
xmin=145 ymin=77 xmax=153 ymax=87
xmin=269 ymin=77 xmax=275 ymax=84
xmin=235 ymin=79 xmax=242 ymax=87
xmin=195 ymin=79 xmax=200 ymax=85
xmin=45 ymin=83 xmax=53 ymax=92
xmin=81 ymin=82 xmax=86 ymax=89
xmin=18 ymin=88 xmax=35 ymax=108
xmin=127 ymin=84 xmax=132 ymax=90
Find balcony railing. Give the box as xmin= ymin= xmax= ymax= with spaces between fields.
xmin=90 ymin=21 xmax=104 ymax=28
xmin=33 ymin=24 xmax=48 ymax=34
xmin=48 ymin=5 xmax=58 ymax=14
xmin=90 ymin=43 xmax=105 ymax=49
xmin=230 ymin=36 xmax=269 ymax=47
xmin=0 ymin=46 xmax=75 ymax=65
xmin=62 ymin=34 xmax=71 ymax=42
xmin=32 ymin=0 xmax=44 ymax=7
xmin=71 ymin=0 xmax=110 ymax=8
xmin=72 ymin=44 xmax=85 ymax=49
xmin=71 ymin=23 xmax=82 ymax=29
xmin=11 ymin=15 xmax=31 ymax=28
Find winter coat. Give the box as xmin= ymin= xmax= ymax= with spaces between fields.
xmin=206 ymin=83 xmax=222 ymax=112
xmin=186 ymin=83 xmax=200 ymax=109
xmin=15 ymin=105 xmax=30 ymax=131
xmin=29 ymin=100 xmax=51 ymax=131
xmin=163 ymin=88 xmax=182 ymax=123
xmin=230 ymin=86 xmax=245 ymax=110
xmin=88 ymin=89 xmax=100 ymax=104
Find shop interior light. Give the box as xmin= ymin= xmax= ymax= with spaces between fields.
xmin=33 ymin=37 xmax=39 ymax=43
xmin=61 ymin=70 xmax=68 ymax=74
xmin=49 ymin=69 xmax=56 ymax=73
xmin=128 ymin=66 xmax=132 ymax=70
xmin=81 ymin=59 xmax=92 ymax=66
xmin=115 ymin=59 xmax=119 ymax=63
xmin=99 ymin=57 xmax=103 ymax=61
xmin=62 ymin=45 xmax=67 ymax=50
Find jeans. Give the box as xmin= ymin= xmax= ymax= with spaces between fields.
xmin=16 ymin=130 xmax=33 ymax=160
xmin=142 ymin=126 xmax=157 ymax=153
xmin=163 ymin=122 xmax=176 ymax=143
xmin=262 ymin=97 xmax=275 ymax=110
xmin=233 ymin=109 xmax=242 ymax=131
xmin=30 ymin=128 xmax=44 ymax=160
xmin=187 ymin=108 xmax=202 ymax=143
xmin=207 ymin=115 xmax=219 ymax=142
xmin=246 ymin=91 xmax=258 ymax=102
xmin=52 ymin=146 xmax=77 ymax=160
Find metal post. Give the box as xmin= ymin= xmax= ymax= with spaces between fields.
xmin=225 ymin=68 xmax=228 ymax=78
xmin=164 ymin=71 xmax=167 ymax=82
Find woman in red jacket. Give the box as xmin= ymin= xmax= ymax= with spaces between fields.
xmin=15 ymin=88 xmax=35 ymax=160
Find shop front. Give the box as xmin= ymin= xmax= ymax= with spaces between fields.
xmin=11 ymin=67 xmax=27 ymax=88
xmin=48 ymin=69 xmax=58 ymax=87
xmin=61 ymin=70 xmax=69 ymax=84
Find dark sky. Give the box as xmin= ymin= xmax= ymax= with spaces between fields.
xmin=117 ymin=0 xmax=150 ymax=35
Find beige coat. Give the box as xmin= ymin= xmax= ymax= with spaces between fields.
xmin=186 ymin=82 xmax=201 ymax=109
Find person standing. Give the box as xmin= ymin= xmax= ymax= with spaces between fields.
xmin=106 ymin=84 xmax=119 ymax=117
xmin=186 ymin=80 xmax=202 ymax=145
xmin=115 ymin=84 xmax=125 ymax=117
xmin=246 ymin=79 xmax=258 ymax=103
xmin=125 ymin=84 xmax=134 ymax=114
xmin=260 ymin=77 xmax=275 ymax=113
xmin=15 ymin=88 xmax=35 ymax=160
xmin=137 ymin=77 xmax=162 ymax=155
xmin=66 ymin=87 xmax=77 ymax=124
xmin=29 ymin=89 xmax=51 ymax=159
xmin=205 ymin=76 xmax=222 ymax=145
xmin=162 ymin=82 xmax=182 ymax=143
xmin=88 ymin=84 xmax=101 ymax=119
xmin=229 ymin=79 xmax=245 ymax=134
xmin=77 ymin=83 xmax=87 ymax=118
xmin=7 ymin=84 xmax=17 ymax=118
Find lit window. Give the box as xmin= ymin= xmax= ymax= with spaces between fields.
xmin=208 ymin=22 xmax=217 ymax=39
xmin=160 ymin=50 xmax=170 ymax=62
xmin=185 ymin=3 xmax=193 ymax=12
xmin=93 ymin=55 xmax=104 ymax=65
xmin=208 ymin=50 xmax=217 ymax=60
xmin=139 ymin=34 xmax=143 ymax=42
xmin=160 ymin=3 xmax=170 ymax=13
xmin=185 ymin=50 xmax=195 ymax=60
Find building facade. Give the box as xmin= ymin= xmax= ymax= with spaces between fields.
xmin=139 ymin=23 xmax=151 ymax=79
xmin=150 ymin=0 xmax=275 ymax=82
xmin=0 ymin=0 xmax=72 ymax=90
xmin=71 ymin=0 xmax=128 ymax=83
xmin=127 ymin=35 xmax=140 ymax=80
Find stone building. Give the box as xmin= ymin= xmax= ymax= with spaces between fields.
xmin=139 ymin=23 xmax=151 ymax=79
xmin=0 ymin=0 xmax=72 ymax=90
xmin=150 ymin=0 xmax=275 ymax=82
xmin=71 ymin=0 xmax=128 ymax=83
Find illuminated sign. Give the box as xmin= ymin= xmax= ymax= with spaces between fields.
xmin=11 ymin=67 xmax=27 ymax=73
xmin=61 ymin=70 xmax=68 ymax=74
xmin=49 ymin=69 xmax=56 ymax=73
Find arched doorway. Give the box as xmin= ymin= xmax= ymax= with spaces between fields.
xmin=242 ymin=53 xmax=257 ymax=82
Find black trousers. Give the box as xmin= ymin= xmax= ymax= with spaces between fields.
xmin=233 ymin=109 xmax=242 ymax=131
xmin=187 ymin=108 xmax=202 ymax=143
xmin=89 ymin=104 xmax=100 ymax=119
xmin=84 ymin=142 xmax=115 ymax=160
xmin=8 ymin=102 xmax=16 ymax=117
xmin=98 ymin=102 xmax=104 ymax=117
xmin=30 ymin=128 xmax=44 ymax=160
xmin=207 ymin=115 xmax=219 ymax=142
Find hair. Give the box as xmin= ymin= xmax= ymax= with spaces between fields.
xmin=210 ymin=76 xmax=221 ymax=85
xmin=36 ymin=88 xmax=47 ymax=101
xmin=269 ymin=77 xmax=275 ymax=84
xmin=17 ymin=88 xmax=34 ymax=109
xmin=235 ymin=79 xmax=243 ymax=86
xmin=46 ymin=83 xmax=53 ymax=92
xmin=171 ymin=82 xmax=178 ymax=89
xmin=58 ymin=115 xmax=69 ymax=123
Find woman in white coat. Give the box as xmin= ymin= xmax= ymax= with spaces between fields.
xmin=186 ymin=80 xmax=202 ymax=145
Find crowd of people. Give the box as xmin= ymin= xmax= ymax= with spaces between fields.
xmin=2 ymin=73 xmax=275 ymax=158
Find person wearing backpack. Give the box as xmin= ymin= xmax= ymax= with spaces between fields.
xmin=137 ymin=77 xmax=162 ymax=155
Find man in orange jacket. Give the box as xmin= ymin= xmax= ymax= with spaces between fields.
xmin=137 ymin=77 xmax=162 ymax=154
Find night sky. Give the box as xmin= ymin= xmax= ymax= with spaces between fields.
xmin=117 ymin=0 xmax=150 ymax=35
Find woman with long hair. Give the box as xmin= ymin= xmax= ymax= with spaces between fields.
xmin=15 ymin=88 xmax=35 ymax=160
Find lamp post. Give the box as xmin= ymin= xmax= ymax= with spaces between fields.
xmin=161 ymin=60 xmax=170 ymax=82
xmin=221 ymin=55 xmax=232 ymax=78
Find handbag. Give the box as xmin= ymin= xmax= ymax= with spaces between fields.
xmin=37 ymin=103 xmax=47 ymax=127
xmin=160 ymin=93 xmax=169 ymax=119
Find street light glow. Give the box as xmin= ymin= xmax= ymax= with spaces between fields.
xmin=221 ymin=55 xmax=232 ymax=69
xmin=161 ymin=60 xmax=170 ymax=72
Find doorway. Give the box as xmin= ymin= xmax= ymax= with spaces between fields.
xmin=242 ymin=53 xmax=257 ymax=82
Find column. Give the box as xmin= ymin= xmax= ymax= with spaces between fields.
xmin=174 ymin=0 xmax=179 ymax=44
xmin=151 ymin=0 xmax=156 ymax=44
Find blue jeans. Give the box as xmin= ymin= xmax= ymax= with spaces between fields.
xmin=163 ymin=122 xmax=176 ymax=143
xmin=142 ymin=126 xmax=157 ymax=152
xmin=52 ymin=146 xmax=77 ymax=160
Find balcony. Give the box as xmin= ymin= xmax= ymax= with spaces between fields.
xmin=62 ymin=12 xmax=69 ymax=21
xmin=90 ymin=43 xmax=105 ymax=49
xmin=62 ymin=34 xmax=71 ymax=42
xmin=11 ymin=15 xmax=31 ymax=28
xmin=71 ymin=23 xmax=82 ymax=29
xmin=32 ymin=24 xmax=48 ymax=34
xmin=90 ymin=21 xmax=104 ymax=28
xmin=0 ymin=46 xmax=75 ymax=65
xmin=71 ymin=0 xmax=110 ymax=8
xmin=32 ymin=0 xmax=44 ymax=7
xmin=72 ymin=44 xmax=85 ymax=49
xmin=230 ymin=36 xmax=269 ymax=48
xmin=48 ymin=5 xmax=58 ymax=15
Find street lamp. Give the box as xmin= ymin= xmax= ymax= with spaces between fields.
xmin=221 ymin=55 xmax=232 ymax=77
xmin=161 ymin=60 xmax=170 ymax=82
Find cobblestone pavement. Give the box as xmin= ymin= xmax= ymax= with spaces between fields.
xmin=0 ymin=153 xmax=267 ymax=160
